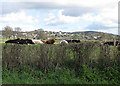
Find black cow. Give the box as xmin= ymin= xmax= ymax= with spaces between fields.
xmin=5 ymin=38 xmax=34 ymax=44
xmin=72 ymin=40 xmax=80 ymax=43
xmin=25 ymin=39 xmax=35 ymax=44
xmin=104 ymin=41 xmax=120 ymax=46
xmin=66 ymin=40 xmax=71 ymax=43
xmin=18 ymin=39 xmax=34 ymax=44
xmin=66 ymin=40 xmax=80 ymax=43
xmin=5 ymin=38 xmax=20 ymax=44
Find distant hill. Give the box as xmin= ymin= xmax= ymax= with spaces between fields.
xmin=71 ymin=31 xmax=99 ymax=34
xmin=70 ymin=31 xmax=114 ymax=35
xmin=0 ymin=31 xmax=2 ymax=35
xmin=29 ymin=29 xmax=115 ymax=36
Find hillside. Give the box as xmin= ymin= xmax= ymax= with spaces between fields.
xmin=71 ymin=31 xmax=114 ymax=35
xmin=71 ymin=31 xmax=99 ymax=34
xmin=0 ymin=31 xmax=2 ymax=35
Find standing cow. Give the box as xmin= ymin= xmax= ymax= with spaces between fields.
xmin=104 ymin=41 xmax=120 ymax=46
xmin=66 ymin=39 xmax=80 ymax=43
xmin=5 ymin=38 xmax=34 ymax=44
xmin=5 ymin=38 xmax=20 ymax=44
xmin=45 ymin=39 xmax=56 ymax=44
xmin=60 ymin=40 xmax=68 ymax=44
xmin=32 ymin=39 xmax=44 ymax=44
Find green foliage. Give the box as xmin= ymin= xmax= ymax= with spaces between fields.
xmin=2 ymin=26 xmax=13 ymax=39
xmin=2 ymin=42 xmax=120 ymax=84
xmin=99 ymin=63 xmax=120 ymax=84
xmin=36 ymin=31 xmax=47 ymax=40
xmin=2 ymin=64 xmax=120 ymax=84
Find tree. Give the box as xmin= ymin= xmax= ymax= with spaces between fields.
xmin=14 ymin=27 xmax=22 ymax=38
xmin=81 ymin=32 xmax=85 ymax=38
xmin=36 ymin=30 xmax=47 ymax=40
xmin=15 ymin=27 xmax=21 ymax=32
xmin=2 ymin=26 xmax=13 ymax=39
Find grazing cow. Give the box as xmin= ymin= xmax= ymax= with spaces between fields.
xmin=72 ymin=40 xmax=80 ymax=43
xmin=17 ymin=39 xmax=28 ymax=44
xmin=5 ymin=38 xmax=20 ymax=44
xmin=66 ymin=40 xmax=80 ymax=43
xmin=41 ymin=40 xmax=46 ymax=43
xmin=26 ymin=39 xmax=35 ymax=44
xmin=32 ymin=39 xmax=44 ymax=44
xmin=60 ymin=40 xmax=68 ymax=44
xmin=66 ymin=40 xmax=71 ymax=43
xmin=45 ymin=39 xmax=56 ymax=44
xmin=104 ymin=41 xmax=120 ymax=46
xmin=5 ymin=38 xmax=35 ymax=44
xmin=15 ymin=39 xmax=35 ymax=44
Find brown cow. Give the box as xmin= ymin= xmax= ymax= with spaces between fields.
xmin=44 ymin=39 xmax=56 ymax=44
xmin=41 ymin=40 xmax=46 ymax=43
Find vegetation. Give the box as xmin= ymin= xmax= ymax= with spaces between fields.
xmin=2 ymin=26 xmax=14 ymax=39
xmin=2 ymin=42 xmax=120 ymax=84
xmin=2 ymin=64 xmax=120 ymax=84
xmin=1 ymin=26 xmax=119 ymax=41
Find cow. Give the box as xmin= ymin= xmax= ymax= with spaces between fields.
xmin=104 ymin=41 xmax=120 ymax=46
xmin=60 ymin=40 xmax=68 ymax=44
xmin=72 ymin=40 xmax=80 ymax=43
xmin=5 ymin=38 xmax=20 ymax=44
xmin=66 ymin=39 xmax=80 ymax=43
xmin=66 ymin=40 xmax=72 ymax=43
xmin=32 ymin=39 xmax=44 ymax=44
xmin=5 ymin=38 xmax=35 ymax=44
xmin=25 ymin=39 xmax=35 ymax=44
xmin=45 ymin=39 xmax=56 ymax=44
xmin=41 ymin=40 xmax=46 ymax=43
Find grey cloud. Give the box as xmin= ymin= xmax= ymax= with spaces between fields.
xmin=62 ymin=6 xmax=98 ymax=17
xmin=2 ymin=2 xmax=27 ymax=14
xmin=1 ymin=2 xmax=67 ymax=14
xmin=22 ymin=2 xmax=67 ymax=9
xmin=1 ymin=2 xmax=99 ymax=17
xmin=85 ymin=23 xmax=117 ymax=30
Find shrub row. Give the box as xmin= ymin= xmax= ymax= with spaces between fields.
xmin=2 ymin=42 xmax=120 ymax=71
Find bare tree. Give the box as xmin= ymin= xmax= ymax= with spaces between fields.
xmin=36 ymin=29 xmax=47 ymax=39
xmin=14 ymin=27 xmax=22 ymax=38
xmin=2 ymin=26 xmax=13 ymax=39
xmin=15 ymin=27 xmax=21 ymax=32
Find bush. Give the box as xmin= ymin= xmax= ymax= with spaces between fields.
xmin=2 ymin=42 xmax=120 ymax=84
xmin=2 ymin=42 xmax=120 ymax=71
xmin=2 ymin=64 xmax=120 ymax=84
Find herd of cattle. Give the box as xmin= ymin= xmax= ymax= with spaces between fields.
xmin=5 ymin=38 xmax=55 ymax=44
xmin=5 ymin=38 xmax=81 ymax=45
xmin=5 ymin=38 xmax=120 ymax=46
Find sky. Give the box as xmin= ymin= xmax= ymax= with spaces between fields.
xmin=0 ymin=0 xmax=119 ymax=34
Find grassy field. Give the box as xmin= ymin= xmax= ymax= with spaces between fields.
xmin=2 ymin=41 xmax=120 ymax=84
xmin=2 ymin=64 xmax=120 ymax=84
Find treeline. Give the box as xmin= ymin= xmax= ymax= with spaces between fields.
xmin=2 ymin=26 xmax=119 ymax=41
xmin=2 ymin=26 xmax=47 ymax=40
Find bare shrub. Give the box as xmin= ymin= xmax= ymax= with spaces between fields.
xmin=2 ymin=42 xmax=119 ymax=71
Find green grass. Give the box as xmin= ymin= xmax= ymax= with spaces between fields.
xmin=2 ymin=41 xmax=120 ymax=84
xmin=2 ymin=64 xmax=120 ymax=84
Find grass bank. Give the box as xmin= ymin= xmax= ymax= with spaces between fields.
xmin=2 ymin=63 xmax=120 ymax=84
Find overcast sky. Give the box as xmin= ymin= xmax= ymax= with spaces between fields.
xmin=0 ymin=0 xmax=119 ymax=34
